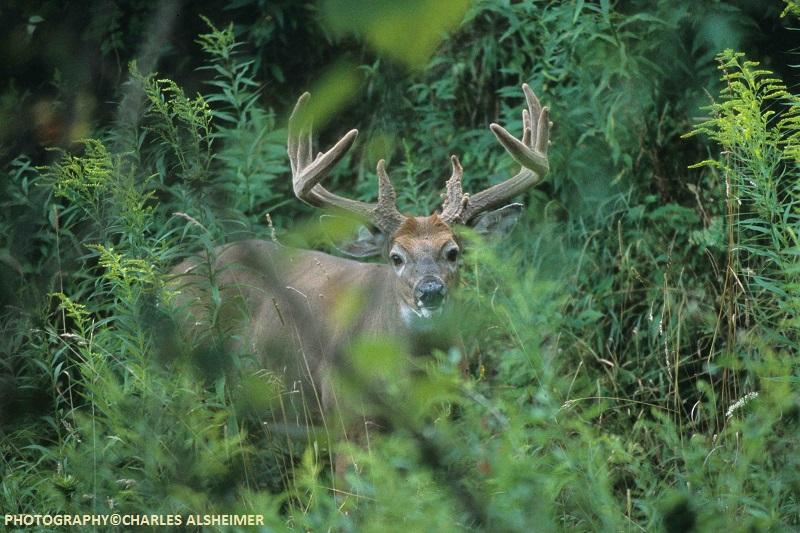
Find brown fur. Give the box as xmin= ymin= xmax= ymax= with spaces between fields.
xmin=169 ymin=235 xmax=458 ymax=415
xmin=392 ymin=215 xmax=453 ymax=250
xmin=168 ymin=218 xmax=463 ymax=489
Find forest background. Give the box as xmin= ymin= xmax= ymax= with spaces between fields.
xmin=1 ymin=0 xmax=800 ymax=530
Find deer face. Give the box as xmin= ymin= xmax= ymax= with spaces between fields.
xmin=388 ymin=215 xmax=460 ymax=318
xmin=339 ymin=205 xmax=523 ymax=323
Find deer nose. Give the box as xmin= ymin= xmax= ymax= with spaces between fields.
xmin=414 ymin=277 xmax=446 ymax=309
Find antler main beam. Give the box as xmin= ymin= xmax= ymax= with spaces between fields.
xmin=440 ymin=84 xmax=551 ymax=224
xmin=288 ymin=93 xmax=405 ymax=235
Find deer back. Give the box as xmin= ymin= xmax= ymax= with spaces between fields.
xmin=169 ymin=240 xmax=409 ymax=410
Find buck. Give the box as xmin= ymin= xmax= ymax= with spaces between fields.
xmin=171 ymin=84 xmax=550 ymax=427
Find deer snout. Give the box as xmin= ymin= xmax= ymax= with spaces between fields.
xmin=414 ymin=277 xmax=447 ymax=309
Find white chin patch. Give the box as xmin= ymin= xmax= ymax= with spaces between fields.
xmin=401 ymin=303 xmax=442 ymax=327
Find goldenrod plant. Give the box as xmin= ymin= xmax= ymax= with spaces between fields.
xmin=1 ymin=2 xmax=799 ymax=531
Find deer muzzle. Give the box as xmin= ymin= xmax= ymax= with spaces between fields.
xmin=414 ymin=276 xmax=447 ymax=310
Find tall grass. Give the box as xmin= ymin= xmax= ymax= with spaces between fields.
xmin=1 ymin=2 xmax=799 ymax=531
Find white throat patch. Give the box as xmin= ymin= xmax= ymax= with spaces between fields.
xmin=400 ymin=303 xmax=442 ymax=328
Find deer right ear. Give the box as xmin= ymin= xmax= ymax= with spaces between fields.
xmin=336 ymin=224 xmax=386 ymax=258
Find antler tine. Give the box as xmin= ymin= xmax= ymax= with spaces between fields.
xmin=376 ymin=159 xmax=397 ymax=207
xmin=440 ymin=155 xmax=468 ymax=223
xmin=288 ymin=92 xmax=358 ymax=198
xmin=454 ymin=83 xmax=551 ymax=224
xmin=375 ymin=160 xmax=405 ymax=232
xmin=287 ymin=93 xmax=405 ymax=234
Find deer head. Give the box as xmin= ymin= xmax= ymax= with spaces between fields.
xmin=287 ymin=84 xmax=551 ymax=321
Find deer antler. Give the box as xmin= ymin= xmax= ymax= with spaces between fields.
xmin=288 ymin=92 xmax=405 ymax=234
xmin=440 ymin=84 xmax=550 ymax=225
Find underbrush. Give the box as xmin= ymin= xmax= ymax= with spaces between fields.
xmin=1 ymin=2 xmax=799 ymax=531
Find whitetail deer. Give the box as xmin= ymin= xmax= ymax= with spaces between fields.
xmin=170 ymin=84 xmax=550 ymax=426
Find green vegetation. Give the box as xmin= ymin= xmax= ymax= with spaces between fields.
xmin=1 ymin=1 xmax=799 ymax=530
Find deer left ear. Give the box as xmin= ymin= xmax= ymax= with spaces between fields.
xmin=469 ymin=203 xmax=523 ymax=238
xmin=336 ymin=224 xmax=386 ymax=257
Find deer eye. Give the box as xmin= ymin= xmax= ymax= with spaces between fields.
xmin=445 ymin=248 xmax=459 ymax=262
xmin=390 ymin=253 xmax=404 ymax=267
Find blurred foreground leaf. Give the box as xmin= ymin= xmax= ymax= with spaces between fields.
xmin=320 ymin=0 xmax=470 ymax=69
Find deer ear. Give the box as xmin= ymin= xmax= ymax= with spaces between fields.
xmin=469 ymin=203 xmax=523 ymax=238
xmin=336 ymin=224 xmax=386 ymax=257
xmin=319 ymin=215 xmax=385 ymax=257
